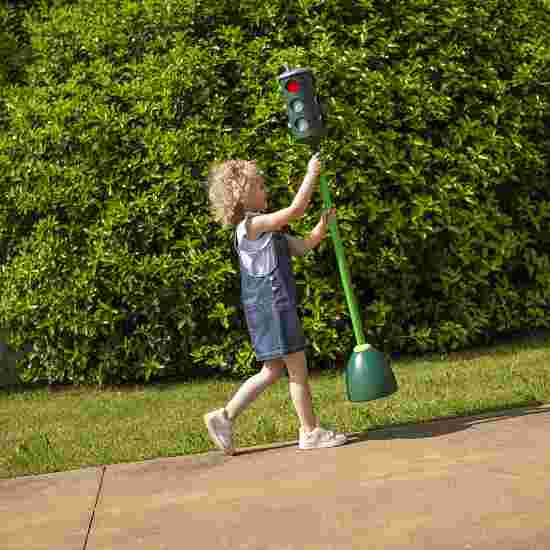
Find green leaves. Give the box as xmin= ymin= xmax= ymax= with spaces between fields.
xmin=0 ymin=0 xmax=549 ymax=386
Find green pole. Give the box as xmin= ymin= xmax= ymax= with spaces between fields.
xmin=319 ymin=173 xmax=368 ymax=351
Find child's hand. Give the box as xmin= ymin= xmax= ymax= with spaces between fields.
xmin=320 ymin=207 xmax=336 ymax=231
xmin=308 ymin=207 xmax=336 ymax=249
xmin=307 ymin=153 xmax=321 ymax=178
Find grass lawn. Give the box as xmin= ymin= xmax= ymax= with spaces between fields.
xmin=1 ymin=331 xmax=549 ymax=479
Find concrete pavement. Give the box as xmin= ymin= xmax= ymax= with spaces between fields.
xmin=1 ymin=405 xmax=549 ymax=549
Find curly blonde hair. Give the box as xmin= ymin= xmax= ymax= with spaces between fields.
xmin=207 ymin=159 xmax=257 ymax=226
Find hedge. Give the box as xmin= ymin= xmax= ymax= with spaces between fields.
xmin=1 ymin=0 xmax=549 ymax=386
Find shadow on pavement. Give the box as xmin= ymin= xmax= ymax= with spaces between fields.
xmin=347 ymin=401 xmax=548 ymax=444
xmin=234 ymin=441 xmax=299 ymax=457
xmin=231 ymin=402 xmax=549 ymax=457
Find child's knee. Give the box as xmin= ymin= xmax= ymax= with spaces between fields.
xmin=261 ymin=359 xmax=285 ymax=382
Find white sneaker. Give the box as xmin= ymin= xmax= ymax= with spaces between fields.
xmin=204 ymin=408 xmax=235 ymax=455
xmin=299 ymin=424 xmax=348 ymax=450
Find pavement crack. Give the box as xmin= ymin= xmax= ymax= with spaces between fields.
xmin=82 ymin=465 xmax=106 ymax=550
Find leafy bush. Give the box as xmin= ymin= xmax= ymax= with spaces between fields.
xmin=1 ymin=0 xmax=549 ymax=386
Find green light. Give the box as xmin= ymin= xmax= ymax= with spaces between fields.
xmin=292 ymin=99 xmax=305 ymax=113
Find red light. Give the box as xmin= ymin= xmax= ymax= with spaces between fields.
xmin=286 ymin=80 xmax=301 ymax=93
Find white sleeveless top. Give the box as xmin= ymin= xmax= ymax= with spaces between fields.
xmin=235 ymin=212 xmax=277 ymax=276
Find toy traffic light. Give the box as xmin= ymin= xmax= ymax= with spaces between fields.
xmin=277 ymin=65 xmax=398 ymax=403
xmin=277 ymin=67 xmax=325 ymax=142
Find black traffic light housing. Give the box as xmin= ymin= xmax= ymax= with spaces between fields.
xmin=277 ymin=67 xmax=326 ymax=143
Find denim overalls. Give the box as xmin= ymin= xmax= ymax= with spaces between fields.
xmin=234 ymin=218 xmax=307 ymax=361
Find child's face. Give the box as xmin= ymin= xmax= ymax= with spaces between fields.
xmin=246 ymin=166 xmax=267 ymax=211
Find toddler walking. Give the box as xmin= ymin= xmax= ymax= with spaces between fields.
xmin=204 ymin=153 xmax=348 ymax=455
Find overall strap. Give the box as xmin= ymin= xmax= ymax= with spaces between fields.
xmin=234 ymin=212 xmax=267 ymax=255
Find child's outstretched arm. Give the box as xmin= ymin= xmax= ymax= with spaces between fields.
xmin=248 ymin=154 xmax=321 ymax=239
xmin=286 ymin=207 xmax=336 ymax=256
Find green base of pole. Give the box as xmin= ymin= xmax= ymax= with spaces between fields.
xmin=345 ymin=347 xmax=398 ymax=402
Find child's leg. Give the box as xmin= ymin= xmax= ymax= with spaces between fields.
xmin=224 ymin=359 xmax=285 ymax=421
xmin=283 ymin=351 xmax=318 ymax=434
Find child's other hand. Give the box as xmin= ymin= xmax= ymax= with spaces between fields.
xmin=307 ymin=153 xmax=321 ymax=178
xmin=320 ymin=207 xmax=336 ymax=229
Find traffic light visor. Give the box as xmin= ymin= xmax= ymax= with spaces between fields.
xmin=286 ymin=80 xmax=301 ymax=93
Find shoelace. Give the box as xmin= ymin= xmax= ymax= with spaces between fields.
xmin=310 ymin=429 xmax=335 ymax=439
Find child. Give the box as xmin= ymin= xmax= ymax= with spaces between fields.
xmin=204 ymin=153 xmax=348 ymax=455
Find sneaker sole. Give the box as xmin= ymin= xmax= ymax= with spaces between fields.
xmin=204 ymin=414 xmax=235 ymax=456
xmin=298 ymin=437 xmax=348 ymax=450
